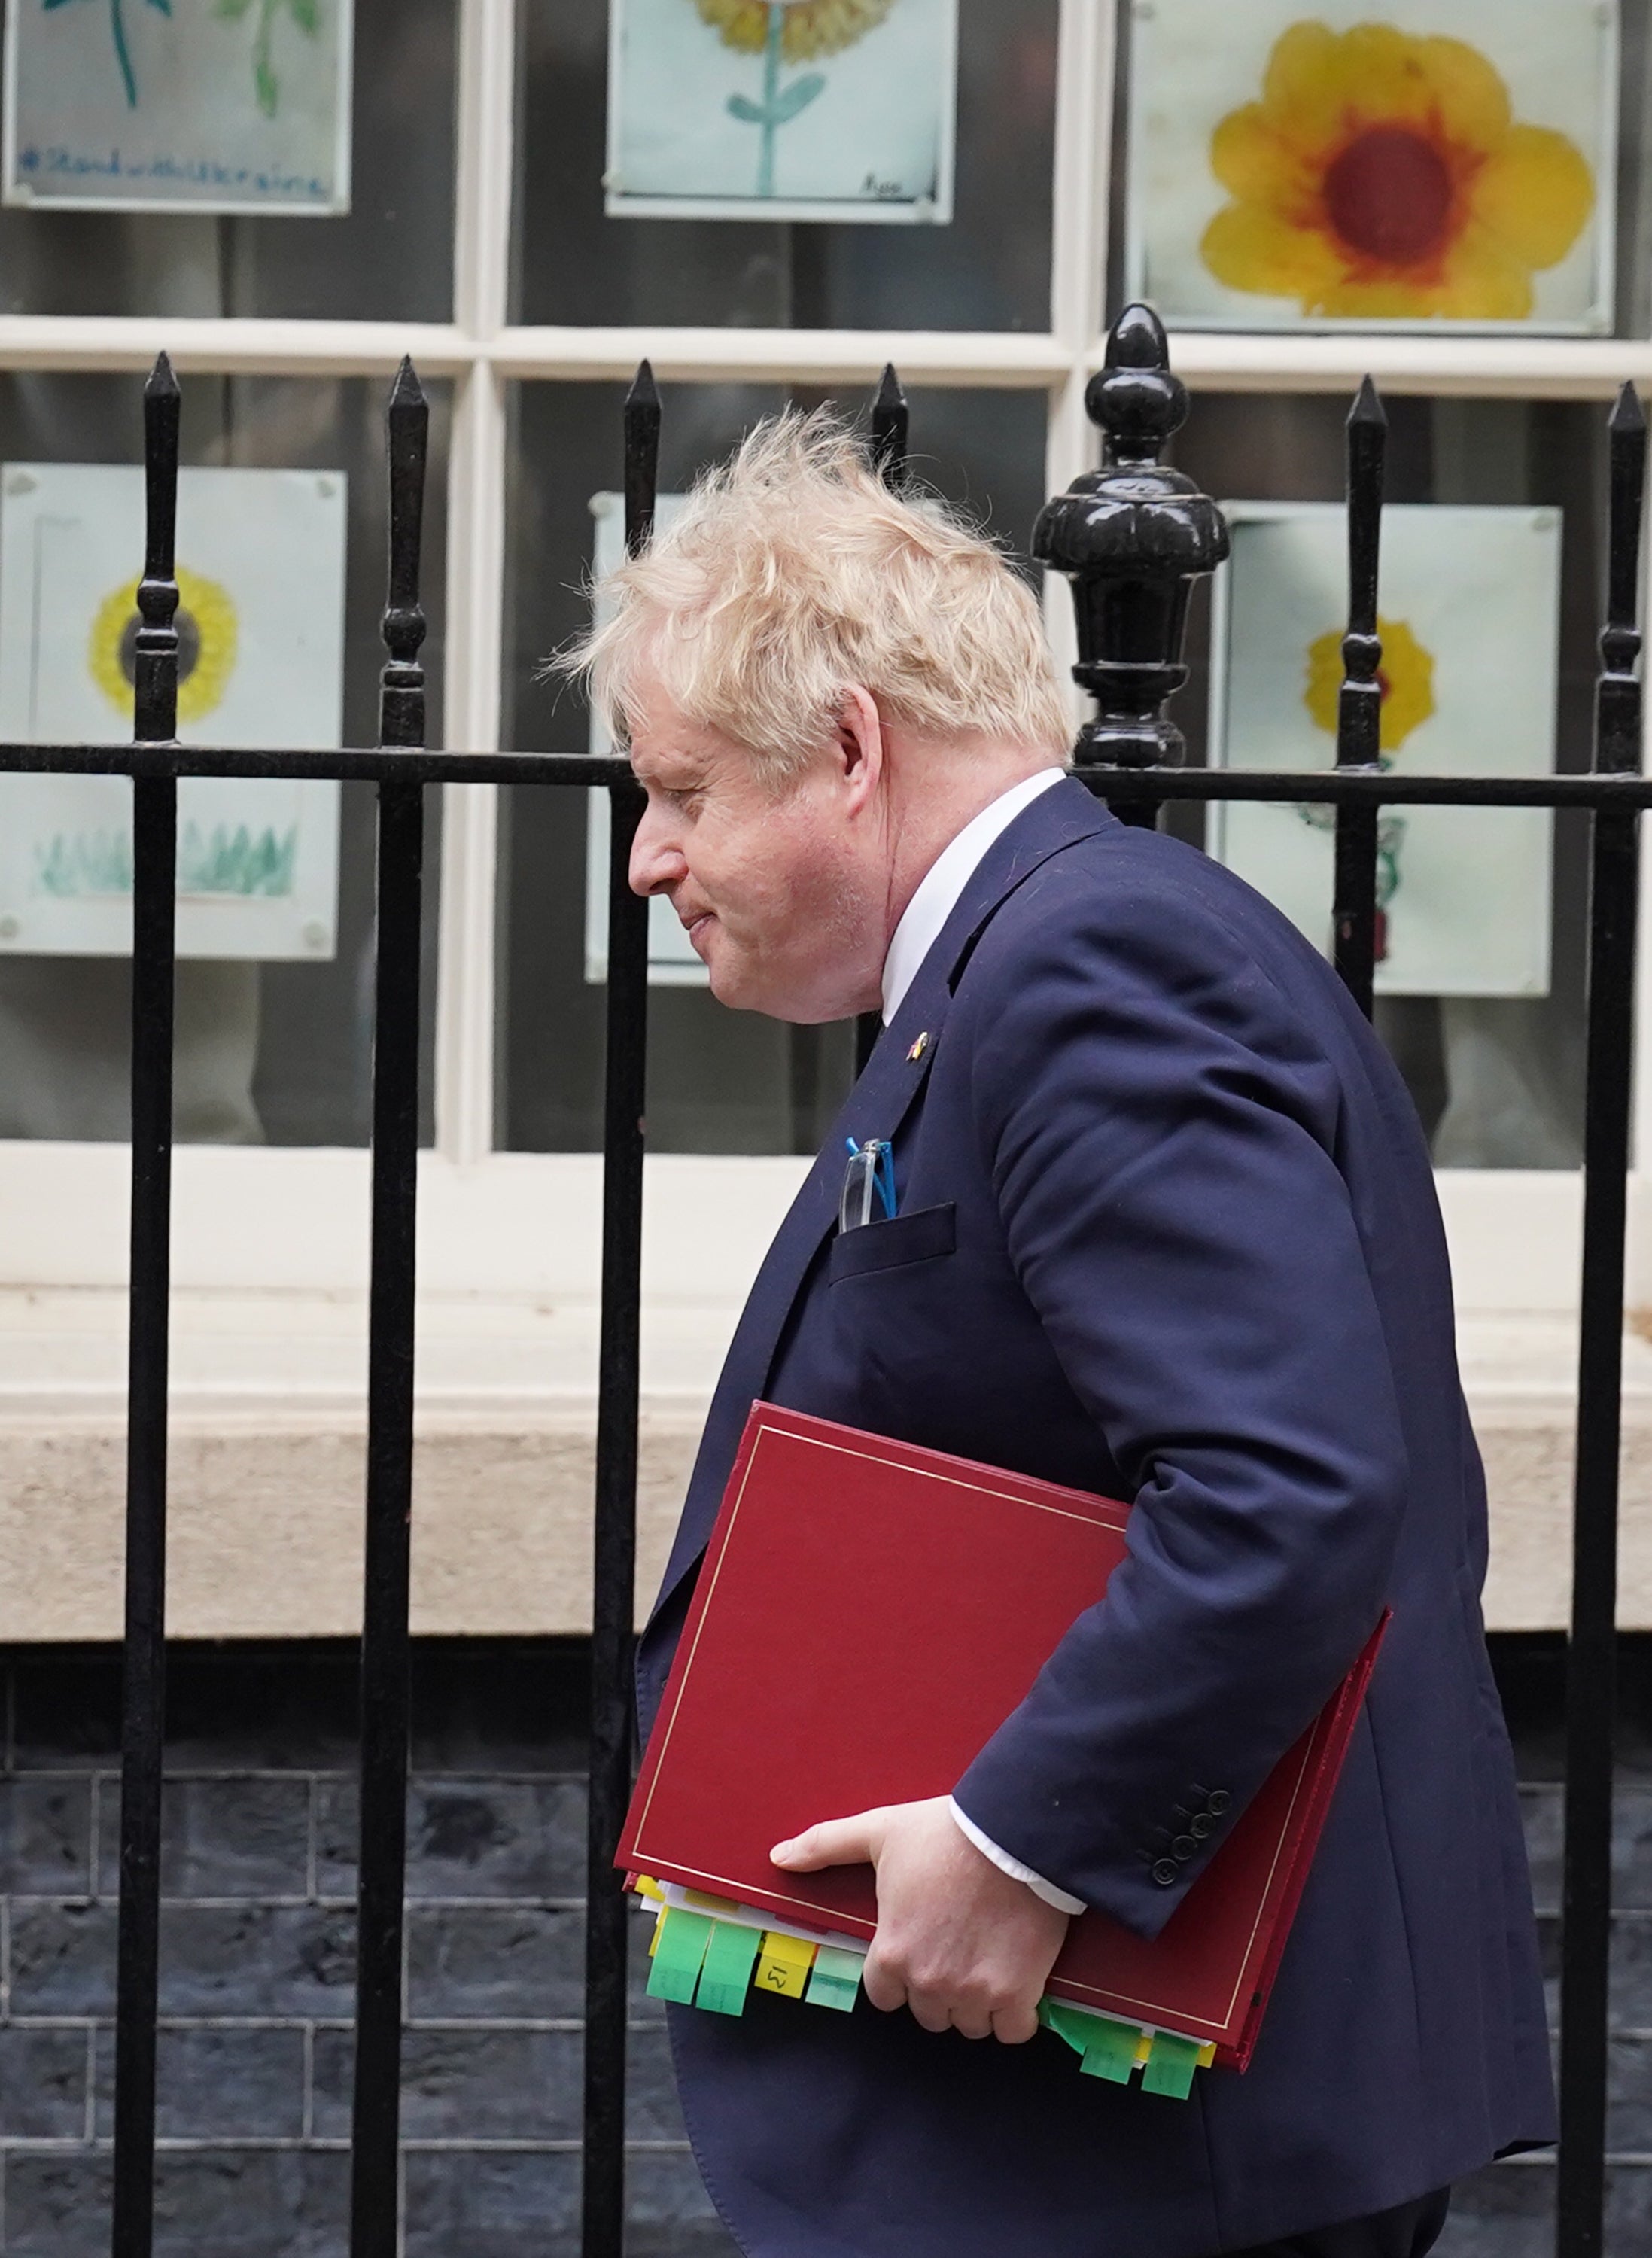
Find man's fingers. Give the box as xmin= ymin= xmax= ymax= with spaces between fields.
xmin=859 ymin=1949 xmax=908 ymax=2016
xmin=988 ymin=1998 xmax=1042 ymax=2046
xmin=769 ymin=1809 xmax=884 ymax=1871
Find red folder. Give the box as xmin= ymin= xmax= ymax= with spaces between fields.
xmin=619 ymin=1402 xmax=1384 ymax=2068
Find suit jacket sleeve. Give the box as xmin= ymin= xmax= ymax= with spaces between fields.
xmin=949 ymin=857 xmax=1410 ymax=1942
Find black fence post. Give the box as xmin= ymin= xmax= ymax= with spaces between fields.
xmin=1556 ymin=380 xmax=1647 ymax=2258
xmin=349 ymin=357 xmax=430 ymax=2258
xmin=111 ymin=351 xmax=181 ymax=2258
xmin=853 ymin=363 xmax=909 ymax=1076
xmin=582 ymin=359 xmax=659 ymax=2258
xmin=1031 ymin=303 xmax=1228 ymax=827
xmin=1331 ymin=378 xmax=1387 ymax=1019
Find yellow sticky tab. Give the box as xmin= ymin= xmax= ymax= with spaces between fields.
xmin=634 ymin=1876 xmax=665 ymax=1902
xmin=1133 ymin=2031 xmax=1153 ymax=2064
xmin=754 ymin=1931 xmax=817 ymax=1998
xmin=647 ymin=1916 xmax=662 ymax=1958
xmin=684 ymin=1888 xmax=742 ymax=1918
xmin=1197 ymin=2042 xmax=1215 ymax=2068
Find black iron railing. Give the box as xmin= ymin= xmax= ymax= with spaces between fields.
xmin=7 ymin=313 xmax=1639 ymax=2258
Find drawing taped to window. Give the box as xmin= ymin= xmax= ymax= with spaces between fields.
xmin=0 ymin=464 xmax=347 ymax=960
xmin=2 ymin=0 xmax=353 ymax=211
xmin=607 ymin=0 xmax=957 ymax=224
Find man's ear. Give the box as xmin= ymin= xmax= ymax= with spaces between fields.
xmin=835 ymin=685 xmax=884 ymax=811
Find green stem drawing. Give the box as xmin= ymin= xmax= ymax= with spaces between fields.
xmin=108 ymin=0 xmax=136 ymax=105
xmin=758 ymin=4 xmax=781 ymax=196
xmin=254 ymin=0 xmax=278 ymax=116
xmin=43 ymin=0 xmax=172 ymax=112
xmin=726 ymin=3 xmax=826 ymax=199
xmin=214 ymin=0 xmax=320 ymax=120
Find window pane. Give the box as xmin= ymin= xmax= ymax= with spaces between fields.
xmin=0 ymin=372 xmax=448 ymax=1147
xmin=0 ymin=0 xmax=456 ymax=321
xmin=1152 ymin=391 xmax=1598 ymax=1169
xmin=497 ymin=376 xmax=1051 ymax=1154
xmin=514 ymin=0 xmax=1057 ymax=331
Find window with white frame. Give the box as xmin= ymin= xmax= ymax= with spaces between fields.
xmin=0 ymin=0 xmax=1644 ymax=1341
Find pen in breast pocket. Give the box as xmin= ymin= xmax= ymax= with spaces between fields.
xmin=840 ymin=1137 xmax=896 ymax=1233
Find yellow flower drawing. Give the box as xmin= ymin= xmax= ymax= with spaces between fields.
xmin=1303 ymin=614 xmax=1435 ymax=753
xmin=695 ymin=0 xmax=896 ymax=62
xmin=1200 ymin=20 xmax=1594 ymax=320
xmin=89 ymin=565 xmax=238 ymax=728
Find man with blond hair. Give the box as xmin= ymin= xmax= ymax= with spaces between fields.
xmin=570 ymin=415 xmax=1553 ymax=2258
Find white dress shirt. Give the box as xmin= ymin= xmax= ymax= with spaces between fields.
xmin=880 ymin=768 xmax=1066 ymax=1022
xmin=877 ymin=765 xmax=1085 ymax=1919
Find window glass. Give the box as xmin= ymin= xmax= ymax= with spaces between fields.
xmin=0 ymin=0 xmax=456 ymax=321
xmin=497 ymin=376 xmax=1051 ymax=1155
xmin=0 ymin=372 xmax=448 ymax=1148
xmin=1152 ymin=391 xmax=1599 ymax=1169
xmin=513 ymin=0 xmax=1057 ymax=331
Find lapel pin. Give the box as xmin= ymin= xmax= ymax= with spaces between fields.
xmin=907 ymin=1032 xmax=929 ymax=1062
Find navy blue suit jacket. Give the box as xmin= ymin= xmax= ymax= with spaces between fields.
xmin=637 ymin=778 xmax=1553 ymax=2258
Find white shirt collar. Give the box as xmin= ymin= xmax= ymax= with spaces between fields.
xmin=880 ymin=768 xmax=1066 ymax=1024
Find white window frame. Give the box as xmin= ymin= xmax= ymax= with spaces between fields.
xmin=0 ymin=0 xmax=1644 ymax=1424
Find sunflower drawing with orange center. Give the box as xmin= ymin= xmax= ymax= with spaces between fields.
xmin=1200 ymin=20 xmax=1594 ymax=320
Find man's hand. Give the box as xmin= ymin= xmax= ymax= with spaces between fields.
xmin=770 ymin=1797 xmax=1069 ymax=2043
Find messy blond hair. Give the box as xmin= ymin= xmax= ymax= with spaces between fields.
xmin=561 ymin=411 xmax=1072 ymax=783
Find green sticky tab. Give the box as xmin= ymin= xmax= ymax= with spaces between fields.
xmin=695 ymin=1920 xmax=762 ymax=2016
xmin=805 ymin=1945 xmax=863 ymax=2012
xmin=1141 ymin=2031 xmax=1203 ymax=2099
xmin=1079 ymin=2017 xmax=1143 ymax=2085
xmin=1039 ymin=1998 xmax=1097 ymax=2058
xmin=646 ymin=1909 xmax=714 ymax=2006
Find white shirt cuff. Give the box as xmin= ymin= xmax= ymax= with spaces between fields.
xmin=948 ymin=1797 xmax=1086 ymax=1916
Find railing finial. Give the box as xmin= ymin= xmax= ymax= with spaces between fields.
xmin=1337 ymin=375 xmax=1388 ymax=773
xmin=135 ymin=352 xmax=181 ymax=747
xmin=1031 ymin=304 xmax=1228 ymax=812
xmin=1599 ymin=382 xmax=1647 ymax=778
xmin=871 ymin=363 xmax=908 ymax=492
xmin=379 ymin=358 xmax=428 ymax=753
xmin=624 ymin=361 xmax=662 ymax=560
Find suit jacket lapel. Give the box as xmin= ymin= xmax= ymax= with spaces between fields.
xmin=647 ymin=778 xmax=1114 ymax=1617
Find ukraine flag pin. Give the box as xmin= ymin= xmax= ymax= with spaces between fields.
xmin=907 ymin=1032 xmax=929 ymax=1062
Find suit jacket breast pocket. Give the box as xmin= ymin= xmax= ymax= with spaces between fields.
xmin=827 ymin=1201 xmax=956 ymax=1283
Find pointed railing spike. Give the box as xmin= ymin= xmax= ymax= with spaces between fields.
xmin=134 ymin=355 xmax=181 ymax=747
xmin=1328 ymin=374 xmax=1389 ymax=1015
xmin=871 ymin=363 xmax=908 ymax=492
xmin=624 ymin=361 xmax=662 ymax=559
xmin=1337 ymin=376 xmax=1387 ymax=766
xmin=379 ymin=361 xmax=428 ymax=753
xmin=1602 ymin=383 xmax=1647 ymax=714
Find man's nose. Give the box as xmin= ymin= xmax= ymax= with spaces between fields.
xmin=629 ymin=804 xmax=686 ymax=899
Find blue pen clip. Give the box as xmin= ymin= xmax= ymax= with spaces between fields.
xmin=840 ymin=1137 xmax=896 ymax=1232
